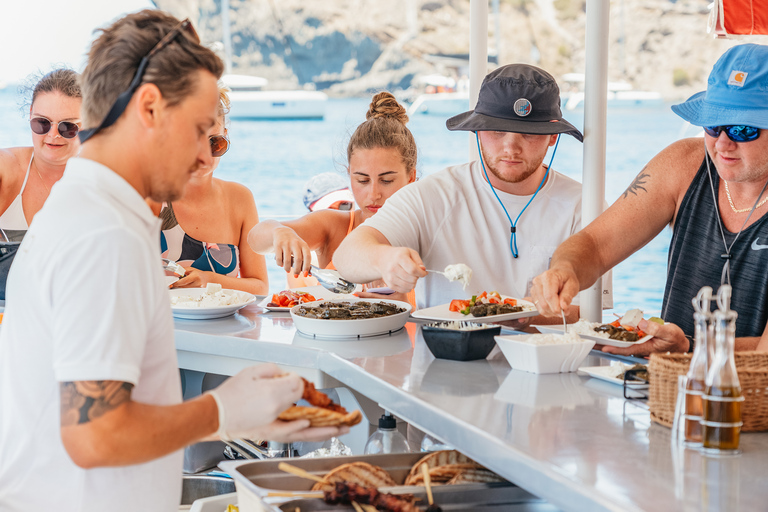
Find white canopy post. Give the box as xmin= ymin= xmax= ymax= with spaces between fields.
xmin=579 ymin=0 xmax=610 ymax=322
xmin=468 ymin=0 xmax=488 ymax=161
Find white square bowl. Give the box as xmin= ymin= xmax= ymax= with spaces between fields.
xmin=494 ymin=334 xmax=596 ymax=374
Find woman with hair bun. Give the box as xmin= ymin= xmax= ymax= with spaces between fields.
xmin=248 ymin=91 xmax=417 ymax=295
xmin=0 ymin=69 xmax=81 ymax=241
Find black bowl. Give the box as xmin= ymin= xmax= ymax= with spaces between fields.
xmin=421 ymin=322 xmax=501 ymax=361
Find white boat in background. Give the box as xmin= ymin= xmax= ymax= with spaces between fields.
xmin=407 ymin=91 xmax=469 ymax=117
xmin=559 ymin=73 xmax=663 ymax=111
xmin=222 ymin=74 xmax=328 ymax=120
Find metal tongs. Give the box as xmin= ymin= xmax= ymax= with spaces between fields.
xmin=162 ymin=258 xmax=185 ymax=278
xmin=309 ymin=264 xmax=356 ymax=294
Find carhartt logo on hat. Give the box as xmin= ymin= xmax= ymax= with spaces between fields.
xmin=446 ymin=63 xmax=583 ymax=142
xmin=514 ymin=98 xmax=532 ymax=117
xmin=728 ymin=70 xmax=747 ymax=87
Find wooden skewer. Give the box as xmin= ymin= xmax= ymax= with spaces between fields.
xmin=277 ymin=461 xmax=326 ymax=483
xmin=420 ymin=462 xmax=434 ymax=506
xmin=351 ymin=501 xmax=364 ymax=512
xmin=266 ymin=491 xmax=324 ymax=498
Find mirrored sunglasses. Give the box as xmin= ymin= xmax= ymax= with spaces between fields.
xmin=209 ymin=134 xmax=230 ymax=157
xmin=30 ymin=117 xmax=80 ymax=139
xmin=703 ymin=125 xmax=760 ymax=142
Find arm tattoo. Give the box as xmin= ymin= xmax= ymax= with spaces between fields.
xmin=60 ymin=381 xmax=133 ymax=426
xmin=622 ymin=168 xmax=651 ymax=199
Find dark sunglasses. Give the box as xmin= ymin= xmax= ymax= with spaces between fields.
xmin=79 ymin=18 xmax=199 ymax=143
xmin=30 ymin=117 xmax=80 ymax=139
xmin=209 ymin=134 xmax=230 ymax=157
xmin=703 ymin=125 xmax=761 ymax=142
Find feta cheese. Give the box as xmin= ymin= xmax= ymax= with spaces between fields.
xmin=443 ymin=263 xmax=472 ymax=290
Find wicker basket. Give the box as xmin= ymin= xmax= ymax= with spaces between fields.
xmin=648 ymin=351 xmax=768 ymax=432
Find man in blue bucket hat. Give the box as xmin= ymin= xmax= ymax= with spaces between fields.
xmin=334 ymin=63 xmax=612 ymax=327
xmin=531 ymin=43 xmax=768 ymax=354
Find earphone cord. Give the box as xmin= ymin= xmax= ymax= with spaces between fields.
xmin=475 ymin=132 xmax=560 ymax=258
xmin=704 ymin=148 xmax=768 ymax=286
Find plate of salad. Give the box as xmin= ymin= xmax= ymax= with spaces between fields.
xmin=411 ymin=291 xmax=538 ymax=323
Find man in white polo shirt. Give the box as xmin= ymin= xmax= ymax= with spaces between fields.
xmin=333 ymin=64 xmax=611 ymax=324
xmin=0 ymin=10 xmax=344 ymax=512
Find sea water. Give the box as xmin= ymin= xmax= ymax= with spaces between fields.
xmin=0 ymin=89 xmax=680 ymax=315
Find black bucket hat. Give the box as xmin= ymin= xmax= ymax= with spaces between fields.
xmin=447 ymin=64 xmax=583 ymax=142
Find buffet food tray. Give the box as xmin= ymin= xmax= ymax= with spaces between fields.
xmin=219 ymin=453 xmax=548 ymax=512
xmin=278 ymin=485 xmax=555 ymax=511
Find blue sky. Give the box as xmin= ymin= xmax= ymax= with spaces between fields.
xmin=0 ymin=0 xmax=154 ymax=85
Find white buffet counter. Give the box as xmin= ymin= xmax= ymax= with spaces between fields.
xmin=174 ymin=304 xmax=766 ymax=512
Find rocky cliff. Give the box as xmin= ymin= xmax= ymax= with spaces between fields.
xmin=154 ymin=0 xmax=768 ymax=100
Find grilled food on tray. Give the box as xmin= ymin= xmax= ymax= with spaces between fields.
xmin=294 ymin=300 xmax=406 ymax=320
xmin=324 ymin=482 xmax=420 ymax=512
xmin=312 ymin=461 xmax=398 ymax=491
xmin=278 ymin=378 xmax=362 ymax=427
xmin=404 ymin=450 xmax=504 ymax=486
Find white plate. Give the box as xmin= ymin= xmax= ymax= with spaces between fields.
xmin=169 ymin=288 xmax=256 ymax=320
xmin=533 ymin=324 xmax=652 ymax=348
xmin=411 ymin=296 xmax=537 ymax=323
xmin=579 ymin=365 xmax=649 ymax=387
xmin=290 ymin=298 xmax=412 ymax=339
xmin=258 ymin=286 xmax=356 ymax=312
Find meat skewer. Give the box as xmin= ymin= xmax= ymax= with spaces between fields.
xmin=420 ymin=463 xmax=443 ymax=512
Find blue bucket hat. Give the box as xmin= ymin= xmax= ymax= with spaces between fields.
xmin=672 ymin=44 xmax=768 ymax=129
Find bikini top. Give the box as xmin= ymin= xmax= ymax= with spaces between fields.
xmin=159 ymin=203 xmax=240 ymax=277
xmin=0 ymin=154 xmax=33 ymax=241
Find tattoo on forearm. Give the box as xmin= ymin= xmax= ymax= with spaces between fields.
xmin=622 ymin=168 xmax=650 ymax=199
xmin=60 ymin=381 xmax=133 ymax=426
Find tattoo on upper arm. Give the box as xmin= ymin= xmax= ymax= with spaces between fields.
xmin=622 ymin=168 xmax=651 ymax=199
xmin=60 ymin=381 xmax=133 ymax=426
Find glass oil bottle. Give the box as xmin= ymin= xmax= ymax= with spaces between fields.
xmin=701 ymin=288 xmax=743 ymax=454
xmin=684 ymin=311 xmax=711 ymax=445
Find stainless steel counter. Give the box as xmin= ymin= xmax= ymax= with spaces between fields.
xmin=175 ymin=304 xmax=766 ymax=512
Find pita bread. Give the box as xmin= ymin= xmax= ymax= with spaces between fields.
xmin=311 ymin=462 xmax=397 ymax=491
xmin=406 ymin=450 xmax=476 ymax=480
xmin=446 ymin=468 xmax=506 ymax=485
xmin=404 ymin=463 xmax=481 ymax=485
xmin=277 ymin=405 xmax=362 ymax=427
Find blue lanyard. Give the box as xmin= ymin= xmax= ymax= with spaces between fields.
xmin=475 ymin=132 xmax=560 ymax=258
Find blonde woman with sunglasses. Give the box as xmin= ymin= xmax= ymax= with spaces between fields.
xmin=148 ymin=85 xmax=269 ymax=295
xmin=0 ymin=69 xmax=81 ymax=242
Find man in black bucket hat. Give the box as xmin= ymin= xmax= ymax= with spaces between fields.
xmin=531 ymin=43 xmax=768 ymax=355
xmin=334 ymin=64 xmax=612 ymax=327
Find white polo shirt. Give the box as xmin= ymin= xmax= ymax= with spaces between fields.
xmin=0 ymin=158 xmax=183 ymax=512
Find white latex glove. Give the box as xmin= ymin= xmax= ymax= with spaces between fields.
xmin=205 ymin=363 xmax=304 ymax=441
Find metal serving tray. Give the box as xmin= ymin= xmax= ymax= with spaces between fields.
xmin=220 ymin=452 xmax=557 ymax=512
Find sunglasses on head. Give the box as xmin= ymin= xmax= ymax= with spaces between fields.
xmin=209 ymin=134 xmax=229 ymax=157
xmin=30 ymin=117 xmax=80 ymax=139
xmin=703 ymin=125 xmax=761 ymax=142
xmin=79 ymin=18 xmax=199 ymax=143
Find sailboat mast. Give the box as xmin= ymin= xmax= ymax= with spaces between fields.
xmin=222 ymin=0 xmax=233 ymax=74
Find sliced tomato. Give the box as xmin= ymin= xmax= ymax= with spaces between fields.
xmin=449 ymin=299 xmax=470 ymax=312
xmin=503 ymin=298 xmax=517 ymax=306
xmin=488 ymin=298 xmax=500 ymax=304
xmin=610 ymin=319 xmax=621 ymax=327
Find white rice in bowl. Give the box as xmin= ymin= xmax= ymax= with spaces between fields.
xmin=519 ymin=331 xmax=585 ymax=345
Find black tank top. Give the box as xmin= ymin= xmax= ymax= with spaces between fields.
xmin=662 ymin=156 xmax=768 ymax=338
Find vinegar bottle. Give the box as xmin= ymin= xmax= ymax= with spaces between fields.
xmin=701 ymin=306 xmax=743 ymax=453
xmin=684 ymin=310 xmax=710 ymax=445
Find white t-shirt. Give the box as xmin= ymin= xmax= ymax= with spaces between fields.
xmin=364 ymin=161 xmax=613 ymax=309
xmin=0 ymin=158 xmax=183 ymax=512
